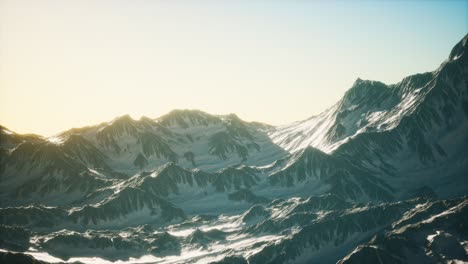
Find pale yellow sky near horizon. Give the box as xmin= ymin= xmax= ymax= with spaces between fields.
xmin=1 ymin=1 xmax=467 ymax=136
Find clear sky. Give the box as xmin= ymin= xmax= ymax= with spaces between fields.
xmin=0 ymin=0 xmax=467 ymax=136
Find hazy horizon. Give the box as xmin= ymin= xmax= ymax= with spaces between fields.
xmin=1 ymin=0 xmax=467 ymax=136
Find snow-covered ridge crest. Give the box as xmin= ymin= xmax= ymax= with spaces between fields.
xmin=45 ymin=109 xmax=286 ymax=175
xmin=270 ymin=33 xmax=468 ymax=156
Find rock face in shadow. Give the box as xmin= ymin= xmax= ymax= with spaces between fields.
xmin=0 ymin=225 xmax=30 ymax=251
xmin=338 ymin=197 xmax=468 ymax=264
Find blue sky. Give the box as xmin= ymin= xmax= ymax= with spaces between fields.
xmin=0 ymin=0 xmax=467 ymax=136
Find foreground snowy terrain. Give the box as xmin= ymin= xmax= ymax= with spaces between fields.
xmin=0 ymin=34 xmax=467 ymax=264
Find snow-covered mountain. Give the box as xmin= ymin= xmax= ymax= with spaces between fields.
xmin=56 ymin=110 xmax=286 ymax=174
xmin=338 ymin=197 xmax=468 ymax=264
xmin=0 ymin=34 xmax=467 ymax=264
xmin=271 ymin=34 xmax=468 ymax=200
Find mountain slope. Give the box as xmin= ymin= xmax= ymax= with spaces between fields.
xmin=0 ymin=34 xmax=467 ymax=264
xmin=338 ymin=197 xmax=468 ymax=264
xmin=271 ymin=34 xmax=468 ymax=200
xmin=56 ymin=110 xmax=286 ymax=174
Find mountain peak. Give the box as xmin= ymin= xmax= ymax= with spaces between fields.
xmin=354 ymin=77 xmax=363 ymax=84
xmin=158 ymin=109 xmax=220 ymax=128
xmin=449 ymin=34 xmax=468 ymax=61
xmin=343 ymin=78 xmax=389 ymax=104
xmin=166 ymin=109 xmax=207 ymax=116
xmin=139 ymin=116 xmax=153 ymax=122
xmin=351 ymin=78 xmax=385 ymax=87
xmin=298 ymin=146 xmax=329 ymax=159
xmin=110 ymin=114 xmax=134 ymax=124
xmin=225 ymin=113 xmax=240 ymax=120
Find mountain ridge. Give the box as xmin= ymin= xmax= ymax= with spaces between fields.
xmin=0 ymin=34 xmax=467 ymax=264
